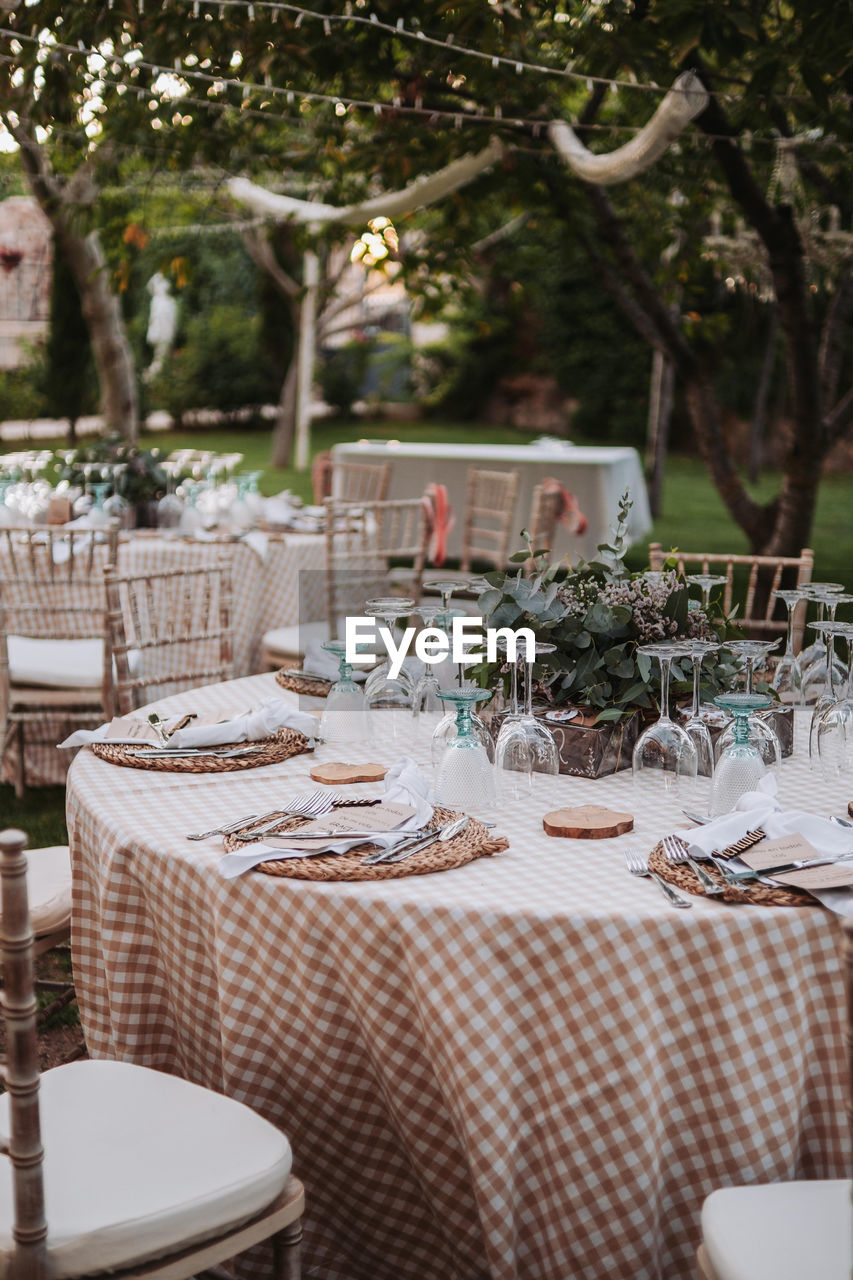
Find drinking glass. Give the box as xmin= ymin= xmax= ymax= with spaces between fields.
xmin=494 ymin=642 xmax=559 ymax=800
xmin=87 ymin=481 xmax=112 ymax=528
xmin=811 ymin=621 xmax=853 ymax=777
xmin=411 ymin=605 xmax=445 ymax=727
xmin=423 ymin=579 xmax=461 ymax=613
xmin=632 ymin=641 xmax=698 ymax=794
xmin=680 ymin=640 xmax=719 ymax=779
xmin=318 ymin=640 xmax=370 ymax=747
xmin=364 ymin=597 xmax=415 ymax=738
xmin=430 ymin=611 xmax=493 ymax=763
xmin=710 ymin=693 xmax=772 ymax=817
xmin=801 ymin=586 xmax=849 ymax=700
xmin=770 ymin=588 xmax=807 ymax=704
xmin=686 ymin=573 xmax=728 ymax=610
xmin=715 ymin=639 xmax=782 ymax=770
xmin=433 ymin=687 xmax=496 ymax=815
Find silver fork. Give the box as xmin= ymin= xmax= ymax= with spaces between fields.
xmin=661 ymin=835 xmax=725 ymax=897
xmin=625 ymin=849 xmax=692 ymax=908
xmin=231 ymin=790 xmax=338 ymax=840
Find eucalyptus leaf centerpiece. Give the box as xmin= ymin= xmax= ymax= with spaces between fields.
xmin=471 ymin=493 xmax=738 ymax=776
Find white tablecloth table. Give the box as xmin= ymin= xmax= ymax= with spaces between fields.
xmin=331 ymin=439 xmax=652 ymax=562
xmin=3 ymin=530 xmax=325 ymax=786
xmin=67 ymin=680 xmax=851 ymax=1280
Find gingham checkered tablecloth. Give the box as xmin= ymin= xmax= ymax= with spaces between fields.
xmin=66 ymin=680 xmax=852 ymax=1280
xmin=5 ymin=531 xmax=324 ymax=787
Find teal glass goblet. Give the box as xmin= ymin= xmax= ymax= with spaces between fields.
xmin=433 ymin=687 xmax=496 ymax=816
xmin=318 ymin=640 xmax=370 ymax=747
xmin=709 ymin=692 xmax=773 ymax=817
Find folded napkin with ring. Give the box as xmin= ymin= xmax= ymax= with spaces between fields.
xmin=59 ymin=697 xmax=318 ymax=751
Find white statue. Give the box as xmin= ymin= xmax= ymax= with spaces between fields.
xmin=145 ymin=272 xmax=177 ymax=380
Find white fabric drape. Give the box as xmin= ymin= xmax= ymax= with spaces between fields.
xmin=229 ymin=136 xmax=505 ymax=225
xmin=548 ymin=71 xmax=708 ymax=185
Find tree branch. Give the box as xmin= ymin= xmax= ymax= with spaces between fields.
xmin=240 ymin=226 xmax=300 ymax=300
xmin=818 ymin=266 xmax=853 ymax=415
xmin=821 ymin=384 xmax=853 ymax=450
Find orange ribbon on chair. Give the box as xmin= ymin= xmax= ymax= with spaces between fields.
xmin=423 ymin=483 xmax=455 ymax=567
xmin=542 ymin=477 xmax=588 ymax=537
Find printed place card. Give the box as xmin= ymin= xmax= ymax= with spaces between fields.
xmin=740 ymin=834 xmax=821 ymax=870
xmin=275 ymin=802 xmax=416 ymax=841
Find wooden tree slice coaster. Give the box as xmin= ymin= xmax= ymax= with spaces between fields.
xmin=543 ymin=805 xmax=634 ymax=839
xmin=310 ymin=762 xmax=388 ymax=785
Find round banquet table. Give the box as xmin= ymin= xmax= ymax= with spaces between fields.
xmin=66 ymin=674 xmax=852 ymax=1280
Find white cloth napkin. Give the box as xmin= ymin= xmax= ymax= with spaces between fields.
xmin=218 ymin=755 xmax=435 ymax=878
xmin=59 ymin=697 xmax=318 ymax=749
xmin=676 ymin=774 xmax=853 ymax=861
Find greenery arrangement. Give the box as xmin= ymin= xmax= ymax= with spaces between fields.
xmin=473 ymin=492 xmax=738 ymax=721
xmin=57 ymin=437 xmax=172 ymax=506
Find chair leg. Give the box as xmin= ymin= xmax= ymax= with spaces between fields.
xmin=13 ymin=721 xmax=25 ymax=799
xmin=272 ymin=1217 xmax=303 ymax=1280
xmin=696 ymin=1243 xmax=717 ymax=1280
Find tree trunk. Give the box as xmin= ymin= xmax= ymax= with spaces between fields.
xmin=271 ymin=332 xmax=299 ymax=468
xmin=58 ymin=227 xmax=138 ymax=441
xmin=645 ymin=348 xmax=674 ymax=518
xmin=748 ymin=309 xmax=778 ymax=484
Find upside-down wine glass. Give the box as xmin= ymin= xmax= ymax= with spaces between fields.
xmin=811 ymin=621 xmax=853 ymax=777
xmin=807 ymin=619 xmax=847 ymax=767
xmin=423 ymin=579 xmax=461 ymax=614
xmin=430 ymin=612 xmax=493 ymax=764
xmin=715 ymin=639 xmax=782 ymax=770
xmin=411 ymin=604 xmax=445 ymax=729
xmin=318 ymin=639 xmax=371 ymax=747
xmin=433 ymin=686 xmax=497 ymax=817
xmin=632 ymin=641 xmax=698 ymax=795
xmin=364 ymin=597 xmax=416 ymax=739
xmin=680 ymin=639 xmax=719 ymax=783
xmin=686 ymin=573 xmax=728 ymax=610
xmin=797 ymin=583 xmax=845 ymax=672
xmin=709 ymin=692 xmax=772 ymax=817
xmin=770 ymin=588 xmax=807 ymax=704
xmin=495 ymin=641 xmax=559 ymax=800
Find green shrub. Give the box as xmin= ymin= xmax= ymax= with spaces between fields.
xmin=317 ymin=336 xmax=371 ymax=417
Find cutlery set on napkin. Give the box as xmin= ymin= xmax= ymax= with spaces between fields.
xmin=674 ymin=774 xmax=853 ymax=913
xmin=217 ymin=757 xmax=454 ymax=879
xmin=58 ymin=698 xmax=319 ymax=755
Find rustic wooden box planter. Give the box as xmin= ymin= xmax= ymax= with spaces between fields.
xmin=491 ymin=706 xmax=641 ymax=779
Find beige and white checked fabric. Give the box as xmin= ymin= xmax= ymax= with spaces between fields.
xmin=2 ymin=531 xmax=325 ymax=786
xmin=67 ymin=685 xmax=852 ymax=1280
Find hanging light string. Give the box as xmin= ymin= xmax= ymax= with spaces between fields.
xmin=175 ymin=0 xmax=689 ymax=98
xmin=0 ymin=36 xmax=849 ymax=161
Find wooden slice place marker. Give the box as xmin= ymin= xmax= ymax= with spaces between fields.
xmin=310 ymin=762 xmax=388 ymax=785
xmin=543 ymin=804 xmax=634 ymax=839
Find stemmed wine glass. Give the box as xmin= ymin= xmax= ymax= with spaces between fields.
xmin=87 ymin=480 xmax=112 ymax=528
xmin=770 ymin=588 xmax=808 ymax=704
xmin=679 ymin=639 xmax=719 ymax=780
xmin=710 ymin=692 xmax=772 ymax=816
xmin=318 ymin=640 xmax=370 ymax=747
xmin=430 ymin=612 xmax=492 ymax=763
xmin=364 ymin=597 xmax=416 ymax=736
xmin=632 ymin=641 xmax=698 ymax=794
xmin=715 ymin=639 xmax=782 ymax=770
xmin=494 ymin=641 xmax=559 ymax=800
xmin=411 ymin=604 xmax=445 ymax=727
xmin=433 ymin=687 xmax=496 ymax=817
xmin=423 ymin=580 xmax=461 ymax=614
xmin=810 ymin=621 xmax=853 ymax=777
xmin=800 ymin=586 xmax=848 ymax=699
xmin=686 ymin=573 xmax=728 ymax=610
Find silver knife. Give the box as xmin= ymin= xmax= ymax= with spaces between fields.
xmin=366 ymin=815 xmax=471 ymax=865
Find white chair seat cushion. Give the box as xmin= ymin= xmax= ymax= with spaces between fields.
xmin=16 ymin=846 xmax=71 ymax=937
xmin=0 ymin=1060 xmax=292 ymax=1280
xmin=263 ymin=619 xmax=329 ymax=658
xmin=7 ymin=637 xmax=105 ymax=690
xmin=702 ymin=1180 xmax=853 ymax=1280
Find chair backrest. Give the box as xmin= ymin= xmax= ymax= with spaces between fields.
xmin=526 ymin=482 xmax=564 ymax=568
xmin=461 ymin=468 xmax=520 ymax=573
xmin=0 ymin=527 xmax=119 ymax=643
xmin=329 ymin=460 xmax=392 ymax=505
xmin=648 ymin=543 xmax=814 ymax=648
xmin=104 ymin=561 xmax=234 ymax=714
xmin=324 ymin=497 xmax=428 ymax=635
xmin=0 ymin=827 xmax=49 ymax=1280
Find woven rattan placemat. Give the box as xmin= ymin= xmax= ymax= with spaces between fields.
xmin=223 ymin=806 xmax=508 ymax=881
xmin=92 ymin=728 xmax=311 ymax=773
xmin=648 ymin=842 xmax=811 ymax=907
xmin=275 ymin=671 xmax=330 ymax=698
